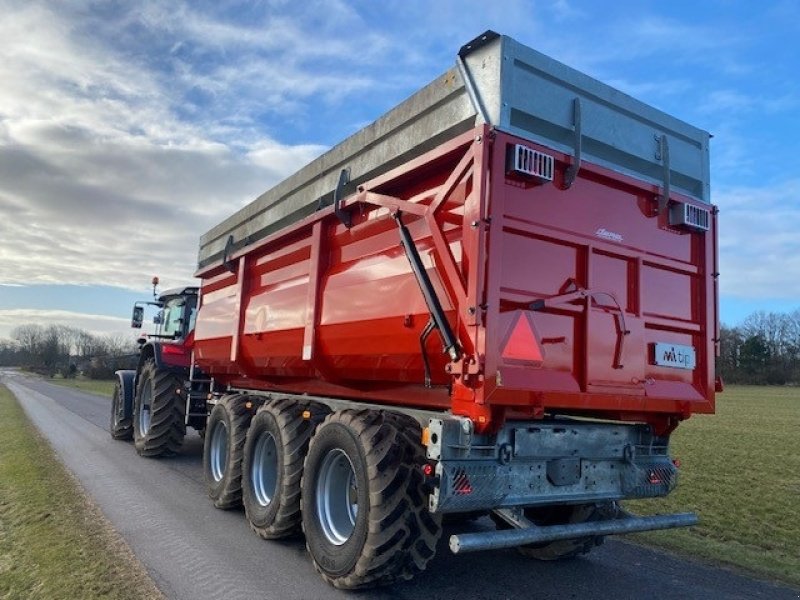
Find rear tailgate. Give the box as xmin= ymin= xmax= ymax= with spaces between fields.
xmin=483 ymin=132 xmax=717 ymax=420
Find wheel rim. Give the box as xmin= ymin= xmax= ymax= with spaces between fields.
xmin=138 ymin=382 xmax=152 ymax=435
xmin=251 ymin=431 xmax=278 ymax=507
xmin=209 ymin=421 xmax=229 ymax=482
xmin=316 ymin=448 xmax=358 ymax=546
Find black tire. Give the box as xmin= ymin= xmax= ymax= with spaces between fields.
xmin=203 ymin=394 xmax=253 ymax=509
xmin=109 ymin=380 xmax=132 ymax=441
xmin=133 ymin=360 xmax=185 ymax=457
xmin=301 ymin=409 xmax=442 ymax=589
xmin=242 ymin=399 xmax=328 ymax=539
xmin=491 ymin=502 xmax=617 ymax=560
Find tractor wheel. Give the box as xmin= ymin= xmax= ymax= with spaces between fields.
xmin=491 ymin=502 xmax=617 ymax=560
xmin=203 ymin=394 xmax=253 ymax=509
xmin=242 ymin=399 xmax=328 ymax=539
xmin=133 ymin=360 xmax=185 ymax=457
xmin=109 ymin=379 xmax=132 ymax=441
xmin=301 ymin=409 xmax=442 ymax=589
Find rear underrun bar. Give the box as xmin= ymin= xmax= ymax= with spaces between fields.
xmin=449 ymin=511 xmax=698 ymax=554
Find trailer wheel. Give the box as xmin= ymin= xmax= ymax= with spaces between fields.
xmin=109 ymin=380 xmax=132 ymax=441
xmin=491 ymin=502 xmax=617 ymax=560
xmin=301 ymin=410 xmax=441 ymax=589
xmin=242 ymin=399 xmax=328 ymax=539
xmin=133 ymin=359 xmax=185 ymax=457
xmin=203 ymin=394 xmax=253 ymax=509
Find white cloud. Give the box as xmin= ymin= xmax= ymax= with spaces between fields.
xmin=0 ymin=1 xmax=346 ymax=290
xmin=717 ymin=179 xmax=800 ymax=299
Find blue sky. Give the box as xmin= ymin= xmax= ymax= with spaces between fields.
xmin=1 ymin=0 xmax=799 ymax=341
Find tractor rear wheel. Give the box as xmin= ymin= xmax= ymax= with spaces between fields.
xmin=301 ymin=409 xmax=441 ymax=589
xmin=133 ymin=360 xmax=185 ymax=457
xmin=204 ymin=394 xmax=253 ymax=509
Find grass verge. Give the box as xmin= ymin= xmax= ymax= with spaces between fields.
xmin=48 ymin=377 xmax=116 ymax=397
xmin=626 ymin=385 xmax=800 ymax=588
xmin=0 ymin=384 xmax=162 ymax=599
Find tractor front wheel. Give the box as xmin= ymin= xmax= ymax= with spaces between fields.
xmin=109 ymin=380 xmax=132 ymax=441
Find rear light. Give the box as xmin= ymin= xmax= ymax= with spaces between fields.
xmin=647 ymin=469 xmax=663 ymax=485
xmin=421 ymin=426 xmax=430 ymax=446
xmin=422 ymin=464 xmax=434 ymax=477
xmin=672 ymin=458 xmax=682 ymax=469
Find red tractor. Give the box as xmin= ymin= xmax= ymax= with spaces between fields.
xmin=110 ymin=279 xmax=209 ymax=457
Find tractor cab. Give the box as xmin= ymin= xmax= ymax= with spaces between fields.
xmin=128 ymin=278 xmax=199 ymax=371
xmin=131 ymin=277 xmax=198 ymax=343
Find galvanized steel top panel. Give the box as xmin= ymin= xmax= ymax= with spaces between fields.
xmin=198 ymin=31 xmax=710 ymax=269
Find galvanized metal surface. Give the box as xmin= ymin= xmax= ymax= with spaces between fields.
xmin=197 ymin=31 xmax=710 ymax=268
xmin=449 ymin=511 xmax=699 ymax=554
xmin=427 ymin=418 xmax=677 ymax=513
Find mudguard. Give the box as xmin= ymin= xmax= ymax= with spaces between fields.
xmin=114 ymin=369 xmax=136 ymax=421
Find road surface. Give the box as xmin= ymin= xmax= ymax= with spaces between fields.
xmin=2 ymin=369 xmax=796 ymax=600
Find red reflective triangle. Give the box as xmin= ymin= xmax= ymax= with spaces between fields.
xmin=502 ymin=313 xmax=543 ymax=363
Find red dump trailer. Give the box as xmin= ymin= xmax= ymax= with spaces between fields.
xmin=144 ymin=31 xmax=718 ymax=589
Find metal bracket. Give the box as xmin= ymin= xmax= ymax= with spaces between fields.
xmin=563 ymin=98 xmax=582 ymax=189
xmin=223 ymin=235 xmax=236 ymax=273
xmin=657 ymin=134 xmax=671 ymax=214
xmin=492 ymin=507 xmax=535 ymax=530
xmin=456 ymin=56 xmax=490 ymax=125
xmin=531 ymin=286 xmax=629 ymax=369
xmin=456 ymin=31 xmax=498 ymax=125
xmin=333 ymin=167 xmax=351 ymax=228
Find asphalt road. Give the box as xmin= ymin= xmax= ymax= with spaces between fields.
xmin=2 ymin=369 xmax=797 ymax=600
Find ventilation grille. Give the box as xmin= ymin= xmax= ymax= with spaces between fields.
xmin=507 ymin=144 xmax=554 ymax=184
xmin=669 ymin=202 xmax=710 ymax=232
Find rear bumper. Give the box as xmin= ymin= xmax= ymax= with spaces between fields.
xmin=450 ymin=511 xmax=698 ymax=554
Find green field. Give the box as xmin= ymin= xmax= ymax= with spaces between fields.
xmin=0 ymin=384 xmax=162 ymax=599
xmin=49 ymin=377 xmax=116 ymax=397
xmin=627 ymin=385 xmax=800 ymax=587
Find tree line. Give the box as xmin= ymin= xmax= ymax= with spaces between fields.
xmin=719 ymin=310 xmax=800 ymax=385
xmin=0 ymin=324 xmax=137 ymax=378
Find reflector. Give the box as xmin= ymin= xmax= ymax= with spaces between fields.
xmin=501 ymin=312 xmax=544 ymax=365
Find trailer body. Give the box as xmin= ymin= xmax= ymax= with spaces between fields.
xmin=193 ymin=32 xmax=717 ymax=436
